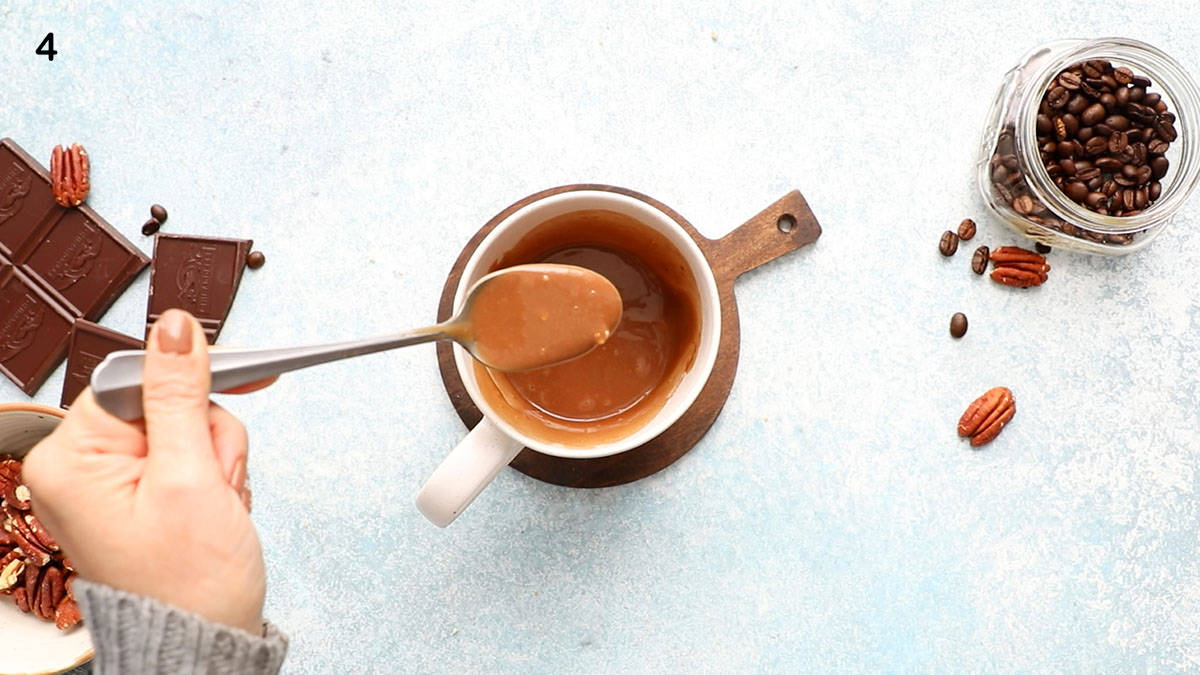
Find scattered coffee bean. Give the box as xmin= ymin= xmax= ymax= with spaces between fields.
xmin=950 ymin=312 xmax=968 ymax=339
xmin=971 ymin=246 xmax=989 ymax=275
xmin=957 ymin=218 xmax=976 ymax=241
xmin=141 ymin=218 xmax=161 ymax=236
xmin=246 ymin=251 xmax=266 ymax=269
xmin=1034 ymin=242 xmax=1052 ymax=254
xmin=150 ymin=204 xmax=168 ymax=223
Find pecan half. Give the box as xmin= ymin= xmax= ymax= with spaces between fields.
xmin=958 ymin=387 xmax=1016 ymax=447
xmin=0 ymin=555 xmax=23 ymax=592
xmin=55 ymin=594 xmax=82 ymax=629
xmin=50 ymin=143 xmax=90 ymax=207
xmin=990 ymin=246 xmax=1049 ymax=288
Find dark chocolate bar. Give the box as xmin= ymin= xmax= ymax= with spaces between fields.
xmin=0 ymin=138 xmax=149 ymax=394
xmin=0 ymin=264 xmax=76 ymax=395
xmin=61 ymin=319 xmax=143 ymax=409
xmin=146 ymin=233 xmax=252 ymax=343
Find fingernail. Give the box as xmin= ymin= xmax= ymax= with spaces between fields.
xmin=156 ymin=310 xmax=193 ymax=354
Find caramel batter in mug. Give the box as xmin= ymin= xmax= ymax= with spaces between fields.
xmin=417 ymin=191 xmax=722 ymax=526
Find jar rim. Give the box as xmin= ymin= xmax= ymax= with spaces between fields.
xmin=1017 ymin=38 xmax=1200 ymax=235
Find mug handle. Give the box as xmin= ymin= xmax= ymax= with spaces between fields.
xmin=415 ymin=418 xmax=524 ymax=527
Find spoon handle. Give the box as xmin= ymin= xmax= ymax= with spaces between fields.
xmin=90 ymin=326 xmax=447 ymax=421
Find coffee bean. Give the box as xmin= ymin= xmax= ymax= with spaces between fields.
xmin=1100 ymin=92 xmax=1117 ymax=110
xmin=1132 ymin=74 xmax=1151 ymax=88
xmin=1132 ymin=143 xmax=1147 ymax=166
xmin=1154 ymin=100 xmax=1168 ymax=113
xmin=1035 ymin=242 xmax=1052 ymax=254
xmin=1104 ymin=115 xmax=1131 ymax=131
xmin=1047 ymin=86 xmax=1069 ymax=108
xmin=1150 ymin=156 xmax=1169 ymax=180
xmin=1114 ymin=173 xmax=1137 ymax=187
xmin=1149 ymin=181 xmax=1162 ymax=200
xmin=1067 ymin=94 xmax=1089 ymax=115
xmin=1054 ymin=117 xmax=1068 ymax=141
xmin=141 ymin=218 xmax=161 ymax=236
xmin=1061 ymin=114 xmax=1081 ymax=137
xmin=1058 ymin=71 xmax=1083 ymax=90
xmin=1095 ymin=156 xmax=1123 ymax=172
xmin=1057 ymin=141 xmax=1078 ymax=159
xmin=939 ymin=230 xmax=959 ymax=256
xmin=1113 ymin=66 xmax=1134 ymax=84
xmin=1101 ymin=74 xmax=1118 ymax=90
xmin=1130 ymin=86 xmax=1145 ymax=102
xmin=1121 ymin=163 xmax=1139 ymax=180
xmin=1156 ymin=120 xmax=1178 ymax=142
xmin=957 ymin=218 xmax=976 ymax=240
xmin=1064 ymin=180 xmax=1088 ymax=202
xmin=1086 ymin=176 xmax=1103 ymax=191
xmin=149 ymin=204 xmax=167 ymax=223
xmin=1076 ymin=167 xmax=1101 ymax=182
xmin=1121 ymin=188 xmax=1136 ymax=211
xmin=1159 ymin=111 xmax=1176 ymax=124
xmin=246 ymin=251 xmax=266 ymax=269
xmin=1085 ymin=192 xmax=1108 ymax=209
xmin=971 ymin=246 xmax=989 ymax=275
xmin=1059 ymin=158 xmax=1076 ymax=175
xmin=1081 ymin=102 xmax=1106 ymax=125
xmin=1107 ymin=130 xmax=1128 ymax=154
xmin=1080 ymin=79 xmax=1103 ymax=100
xmin=1102 ymin=179 xmax=1119 ymax=196
xmin=1036 ymin=114 xmax=1052 ymax=135
xmin=1142 ymin=92 xmax=1161 ymax=107
xmin=1094 ymin=123 xmax=1114 ymax=137
xmin=949 ymin=313 xmax=968 ymax=339
xmin=1012 ymin=195 xmax=1035 ymax=215
xmin=1115 ymin=86 xmax=1131 ymax=106
xmin=1082 ymin=136 xmax=1106 ymax=157
xmin=1135 ymin=187 xmax=1148 ymax=209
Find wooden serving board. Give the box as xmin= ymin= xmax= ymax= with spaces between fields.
xmin=435 ymin=184 xmax=821 ymax=488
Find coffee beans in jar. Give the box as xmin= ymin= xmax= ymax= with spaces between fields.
xmin=978 ymin=39 xmax=1200 ymax=255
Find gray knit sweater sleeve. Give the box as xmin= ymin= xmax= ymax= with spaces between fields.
xmin=73 ymin=579 xmax=288 ymax=675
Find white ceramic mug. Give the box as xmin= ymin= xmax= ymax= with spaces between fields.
xmin=416 ymin=190 xmax=722 ymax=526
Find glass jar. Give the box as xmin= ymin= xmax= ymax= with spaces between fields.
xmin=978 ymin=38 xmax=1200 ymax=254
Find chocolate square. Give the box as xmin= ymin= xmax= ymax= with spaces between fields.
xmin=146 ymin=234 xmax=252 ymax=343
xmin=0 ymin=263 xmax=76 ymax=395
xmin=0 ymin=139 xmax=62 ymax=258
xmin=21 ymin=206 xmax=150 ymax=320
xmin=61 ymin=319 xmax=144 ymax=409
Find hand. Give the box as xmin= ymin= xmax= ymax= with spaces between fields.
xmin=22 ymin=309 xmax=266 ymax=634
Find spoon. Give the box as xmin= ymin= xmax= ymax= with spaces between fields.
xmin=90 ymin=264 xmax=623 ymax=421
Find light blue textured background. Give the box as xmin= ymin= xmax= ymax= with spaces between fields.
xmin=4 ymin=1 xmax=1200 ymax=672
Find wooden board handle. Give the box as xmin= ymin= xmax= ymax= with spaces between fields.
xmin=706 ymin=190 xmax=821 ymax=283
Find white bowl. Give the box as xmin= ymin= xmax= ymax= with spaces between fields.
xmin=0 ymin=403 xmax=92 ymax=675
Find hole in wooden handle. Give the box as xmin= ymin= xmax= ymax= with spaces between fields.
xmin=776 ymin=213 xmax=796 ymax=234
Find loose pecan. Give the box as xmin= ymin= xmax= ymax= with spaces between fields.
xmin=50 ymin=143 xmax=90 ymax=207
xmin=958 ymin=387 xmax=1016 ymax=447
xmin=990 ymin=246 xmax=1049 ymax=288
xmin=55 ymin=594 xmax=82 ymax=629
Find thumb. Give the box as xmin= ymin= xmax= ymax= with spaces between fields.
xmin=142 ymin=309 xmax=219 ymax=480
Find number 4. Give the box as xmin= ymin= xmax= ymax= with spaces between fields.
xmin=36 ymin=32 xmax=56 ymax=61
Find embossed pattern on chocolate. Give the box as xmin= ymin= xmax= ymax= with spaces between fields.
xmin=60 ymin=319 xmax=144 ymax=408
xmin=146 ymin=233 xmax=253 ymax=344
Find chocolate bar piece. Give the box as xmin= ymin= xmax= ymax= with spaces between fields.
xmin=0 ymin=138 xmax=149 ymax=394
xmin=146 ymin=233 xmax=252 ymax=343
xmin=61 ymin=319 xmax=143 ymax=409
xmin=0 ymin=264 xmax=76 ymax=395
